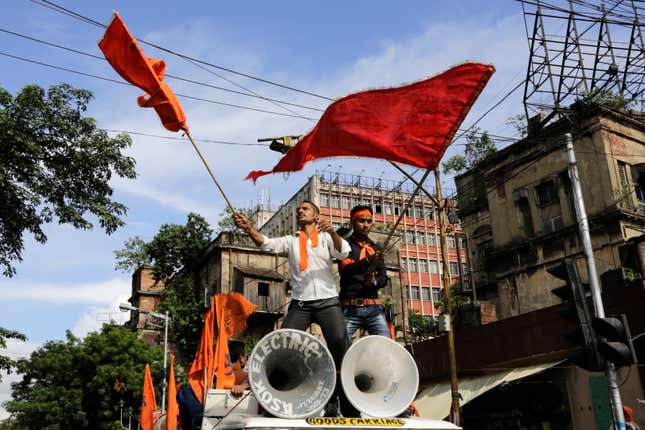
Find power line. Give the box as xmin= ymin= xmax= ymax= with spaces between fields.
xmin=0 ymin=26 xmax=325 ymax=113
xmin=29 ymin=0 xmax=334 ymax=101
xmin=103 ymin=129 xmax=269 ymax=147
xmin=0 ymin=50 xmax=318 ymax=120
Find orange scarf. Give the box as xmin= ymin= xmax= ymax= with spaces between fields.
xmin=299 ymin=229 xmax=319 ymax=271
xmin=357 ymin=240 xmax=375 ymax=260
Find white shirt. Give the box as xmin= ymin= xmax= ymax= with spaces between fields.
xmin=260 ymin=231 xmax=350 ymax=301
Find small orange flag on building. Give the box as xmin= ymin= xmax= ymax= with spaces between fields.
xmin=188 ymin=296 xmax=216 ymax=404
xmin=213 ymin=293 xmax=256 ymax=389
xmin=141 ymin=363 xmax=157 ymax=430
xmin=166 ymin=355 xmax=179 ymax=430
xmin=98 ymin=12 xmax=188 ymax=132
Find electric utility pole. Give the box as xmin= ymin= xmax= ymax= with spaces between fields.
xmin=435 ymin=169 xmax=460 ymax=426
xmin=565 ymin=133 xmax=625 ymax=429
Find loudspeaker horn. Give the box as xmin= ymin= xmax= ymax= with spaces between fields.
xmin=247 ymin=329 xmax=336 ymax=418
xmin=341 ymin=335 xmax=419 ymax=417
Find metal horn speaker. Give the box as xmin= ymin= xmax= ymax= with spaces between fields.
xmin=341 ymin=335 xmax=419 ymax=417
xmin=247 ymin=329 xmax=336 ymax=418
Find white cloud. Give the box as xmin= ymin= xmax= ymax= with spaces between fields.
xmin=70 ymin=295 xmax=131 ymax=339
xmin=0 ymin=277 xmax=130 ymax=305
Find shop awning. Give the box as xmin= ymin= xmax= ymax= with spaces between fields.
xmin=415 ymin=360 xmax=564 ymax=419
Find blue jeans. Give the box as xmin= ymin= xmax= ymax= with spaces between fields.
xmin=343 ymin=305 xmax=390 ymax=339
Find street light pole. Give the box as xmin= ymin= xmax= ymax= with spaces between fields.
xmin=161 ymin=310 xmax=169 ymax=413
xmin=119 ymin=303 xmax=170 ymax=414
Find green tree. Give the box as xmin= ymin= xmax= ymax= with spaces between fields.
xmin=114 ymin=212 xmax=213 ymax=281
xmin=0 ymin=327 xmax=26 ymax=382
xmin=505 ymin=114 xmax=528 ymax=138
xmin=442 ymin=127 xmax=497 ymax=175
xmin=0 ymin=84 xmax=136 ymax=277
xmin=158 ymin=276 xmax=204 ymax=359
xmin=217 ymin=206 xmax=258 ymax=233
xmin=436 ymin=283 xmax=473 ymax=331
xmin=2 ymin=324 xmax=162 ymax=430
xmin=407 ymin=309 xmax=437 ymax=342
xmin=115 ymin=213 xmax=213 ymax=359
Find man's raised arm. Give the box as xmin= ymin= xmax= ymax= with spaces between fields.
xmin=234 ymin=213 xmax=264 ymax=246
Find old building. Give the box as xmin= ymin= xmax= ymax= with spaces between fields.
xmin=456 ymin=106 xmax=645 ymax=321
xmin=448 ymin=106 xmax=645 ymax=428
xmin=259 ymin=171 xmax=468 ymax=326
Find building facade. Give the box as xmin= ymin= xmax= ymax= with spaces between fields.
xmin=455 ymin=107 xmax=645 ymax=321
xmin=258 ymin=172 xmax=468 ymax=322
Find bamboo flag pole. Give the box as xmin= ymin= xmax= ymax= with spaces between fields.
xmin=185 ymin=131 xmax=237 ymax=215
xmin=388 ymin=160 xmax=461 ymax=426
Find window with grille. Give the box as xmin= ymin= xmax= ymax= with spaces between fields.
xmin=418 ymin=259 xmax=428 ymax=273
xmin=449 ymin=262 xmax=459 ymax=275
xmin=405 ymin=231 xmax=415 ymax=244
xmin=447 ymin=236 xmax=456 ymax=248
xmin=429 ymin=260 xmax=439 ymax=274
xmin=421 ymin=287 xmax=431 ymax=301
xmin=408 ymin=258 xmax=418 ymax=272
xmin=410 ymin=286 xmax=420 ymax=300
xmin=432 ymin=288 xmax=443 ymax=302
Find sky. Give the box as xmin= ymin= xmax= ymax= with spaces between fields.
xmin=0 ymin=0 xmax=531 ymax=418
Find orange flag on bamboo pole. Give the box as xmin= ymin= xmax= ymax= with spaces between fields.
xmin=187 ymin=296 xmax=216 ymax=404
xmin=98 ymin=12 xmax=188 ymax=132
xmin=141 ymin=363 xmax=157 ymax=430
xmin=166 ymin=355 xmax=179 ymax=430
xmin=213 ymin=293 xmax=256 ymax=389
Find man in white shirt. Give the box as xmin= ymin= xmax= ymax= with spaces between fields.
xmin=234 ymin=200 xmax=358 ymax=417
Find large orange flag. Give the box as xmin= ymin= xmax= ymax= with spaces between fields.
xmin=188 ymin=296 xmax=216 ymax=404
xmin=98 ymin=12 xmax=188 ymax=132
xmin=213 ymin=293 xmax=256 ymax=389
xmin=166 ymin=355 xmax=179 ymax=430
xmin=141 ymin=363 xmax=157 ymax=430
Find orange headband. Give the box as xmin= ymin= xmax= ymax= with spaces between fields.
xmin=351 ymin=209 xmax=373 ymax=221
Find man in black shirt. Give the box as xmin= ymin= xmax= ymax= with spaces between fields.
xmin=339 ymin=205 xmax=390 ymax=339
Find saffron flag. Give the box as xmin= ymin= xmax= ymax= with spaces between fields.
xmin=187 ymin=296 xmax=216 ymax=404
xmin=141 ymin=363 xmax=157 ymax=430
xmin=98 ymin=12 xmax=188 ymax=132
xmin=166 ymin=355 xmax=179 ymax=430
xmin=213 ymin=293 xmax=256 ymax=389
xmin=246 ymin=62 xmax=495 ymax=182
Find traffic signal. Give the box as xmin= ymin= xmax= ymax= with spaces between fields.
xmin=548 ymin=258 xmax=604 ymax=371
xmin=591 ymin=314 xmax=638 ymax=368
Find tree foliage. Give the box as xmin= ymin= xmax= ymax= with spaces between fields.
xmin=2 ymin=324 xmax=162 ymax=430
xmin=115 ymin=213 xmax=214 ymax=359
xmin=442 ymin=127 xmax=497 ymax=175
xmin=158 ymin=276 xmax=204 ymax=360
xmin=0 ymin=84 xmax=137 ymax=277
xmin=114 ymin=212 xmax=213 ymax=281
xmin=436 ymin=283 xmax=474 ymax=331
xmin=407 ymin=309 xmax=437 ymax=342
xmin=0 ymin=327 xmax=26 ymax=383
xmin=217 ymin=206 xmax=257 ymax=233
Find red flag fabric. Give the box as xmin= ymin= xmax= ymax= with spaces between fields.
xmin=246 ymin=63 xmax=494 ymax=182
xmin=188 ymin=296 xmax=216 ymax=404
xmin=213 ymin=293 xmax=256 ymax=389
xmin=98 ymin=12 xmax=188 ymax=132
xmin=141 ymin=363 xmax=157 ymax=430
xmin=166 ymin=355 xmax=179 ymax=430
